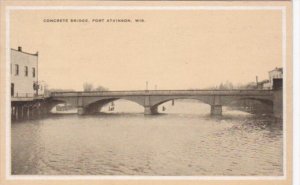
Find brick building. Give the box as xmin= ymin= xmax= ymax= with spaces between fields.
xmin=11 ymin=47 xmax=39 ymax=97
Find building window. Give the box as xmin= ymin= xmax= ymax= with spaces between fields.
xmin=24 ymin=66 xmax=28 ymax=76
xmin=11 ymin=83 xmax=14 ymax=96
xmin=32 ymin=67 xmax=35 ymax=77
xmin=15 ymin=64 xmax=19 ymax=75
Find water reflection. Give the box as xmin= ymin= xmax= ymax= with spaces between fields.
xmin=11 ymin=100 xmax=283 ymax=176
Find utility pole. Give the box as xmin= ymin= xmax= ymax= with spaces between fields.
xmin=146 ymin=81 xmax=148 ymax=91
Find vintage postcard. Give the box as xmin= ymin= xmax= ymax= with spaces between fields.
xmin=0 ymin=0 xmax=293 ymax=185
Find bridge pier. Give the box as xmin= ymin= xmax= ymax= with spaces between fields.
xmin=12 ymin=106 xmax=16 ymax=120
xmin=211 ymin=105 xmax=222 ymax=116
xmin=273 ymin=89 xmax=283 ymax=119
xmin=11 ymin=104 xmax=28 ymax=120
xmin=144 ymin=106 xmax=158 ymax=115
xmin=16 ymin=106 xmax=23 ymax=120
xmin=15 ymin=106 xmax=19 ymax=120
xmin=77 ymin=107 xmax=86 ymax=115
xmin=25 ymin=107 xmax=29 ymax=119
xmin=86 ymin=104 xmax=100 ymax=114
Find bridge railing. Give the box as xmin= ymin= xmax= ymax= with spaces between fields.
xmin=50 ymin=89 xmax=274 ymax=97
xmin=12 ymin=93 xmax=35 ymax=98
xmin=11 ymin=94 xmax=50 ymax=102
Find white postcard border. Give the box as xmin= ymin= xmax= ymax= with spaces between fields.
xmin=5 ymin=5 xmax=287 ymax=181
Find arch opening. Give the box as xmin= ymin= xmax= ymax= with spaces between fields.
xmin=153 ymin=98 xmax=211 ymax=115
xmin=85 ymin=98 xmax=144 ymax=114
xmin=48 ymin=100 xmax=77 ymax=114
xmin=226 ymin=98 xmax=273 ymax=115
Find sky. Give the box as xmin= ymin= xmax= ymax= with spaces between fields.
xmin=10 ymin=9 xmax=282 ymax=91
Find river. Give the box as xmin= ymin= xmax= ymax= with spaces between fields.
xmin=11 ymin=100 xmax=283 ymax=176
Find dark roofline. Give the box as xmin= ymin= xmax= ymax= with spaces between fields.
xmin=269 ymin=67 xmax=283 ymax=73
xmin=11 ymin=48 xmax=38 ymax=56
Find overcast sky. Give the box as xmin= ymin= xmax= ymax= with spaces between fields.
xmin=10 ymin=9 xmax=282 ymax=91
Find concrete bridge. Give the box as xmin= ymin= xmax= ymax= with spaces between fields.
xmin=48 ymin=89 xmax=280 ymax=116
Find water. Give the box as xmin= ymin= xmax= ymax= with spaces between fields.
xmin=11 ymin=100 xmax=283 ymax=176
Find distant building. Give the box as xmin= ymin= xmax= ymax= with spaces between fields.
xmin=256 ymin=67 xmax=283 ymax=90
xmin=257 ymin=80 xmax=270 ymax=90
xmin=11 ymin=46 xmax=39 ymax=97
xmin=269 ymin=67 xmax=283 ymax=90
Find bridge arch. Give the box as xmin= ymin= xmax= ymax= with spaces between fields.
xmin=149 ymin=95 xmax=213 ymax=107
xmin=151 ymin=97 xmax=212 ymax=109
xmin=46 ymin=99 xmax=68 ymax=113
xmin=222 ymin=96 xmax=273 ymax=106
xmin=151 ymin=97 xmax=212 ymax=115
xmin=225 ymin=97 xmax=274 ymax=114
xmin=83 ymin=97 xmax=145 ymax=114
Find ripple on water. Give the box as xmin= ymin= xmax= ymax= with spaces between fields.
xmin=11 ymin=102 xmax=283 ymax=176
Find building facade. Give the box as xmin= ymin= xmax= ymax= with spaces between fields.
xmin=257 ymin=67 xmax=283 ymax=90
xmin=11 ymin=47 xmax=38 ymax=97
xmin=269 ymin=67 xmax=283 ymax=89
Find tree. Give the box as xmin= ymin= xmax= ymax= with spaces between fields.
xmin=83 ymin=82 xmax=109 ymax=91
xmin=218 ymin=81 xmax=234 ymax=90
xmin=94 ymin=85 xmax=108 ymax=91
xmin=244 ymin=82 xmax=257 ymax=89
xmin=83 ymin=82 xmax=93 ymax=92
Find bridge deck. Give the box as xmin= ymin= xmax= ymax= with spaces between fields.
xmin=50 ymin=90 xmax=273 ymax=97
